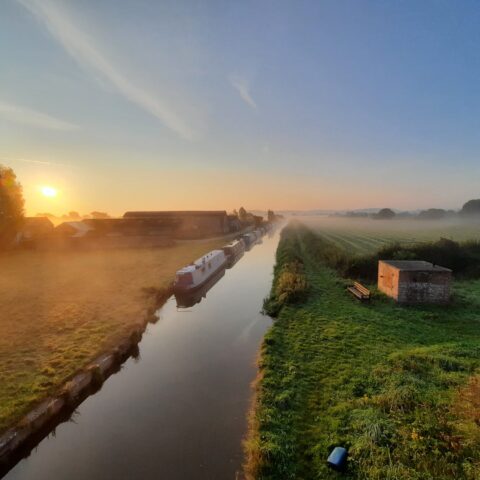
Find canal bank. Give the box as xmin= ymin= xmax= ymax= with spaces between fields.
xmin=3 ymin=227 xmax=281 ymax=480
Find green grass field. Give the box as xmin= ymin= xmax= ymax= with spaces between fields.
xmin=300 ymin=216 xmax=480 ymax=255
xmin=246 ymin=223 xmax=480 ymax=480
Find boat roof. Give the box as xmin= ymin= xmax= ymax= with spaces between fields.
xmin=224 ymin=239 xmax=243 ymax=247
xmin=176 ymin=250 xmax=225 ymax=275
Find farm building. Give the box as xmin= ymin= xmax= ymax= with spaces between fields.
xmin=83 ymin=217 xmax=177 ymax=237
xmin=55 ymin=221 xmax=94 ymax=238
xmin=123 ymin=211 xmax=230 ymax=238
xmin=378 ymin=260 xmax=452 ymax=304
xmin=16 ymin=217 xmax=54 ymax=244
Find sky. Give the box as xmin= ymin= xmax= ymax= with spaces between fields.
xmin=1 ymin=0 xmax=480 ymax=216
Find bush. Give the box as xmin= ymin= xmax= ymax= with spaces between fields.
xmin=263 ymin=226 xmax=308 ymax=316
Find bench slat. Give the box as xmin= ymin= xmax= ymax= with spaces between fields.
xmin=353 ymin=282 xmax=370 ymax=295
xmin=348 ymin=283 xmax=371 ymax=301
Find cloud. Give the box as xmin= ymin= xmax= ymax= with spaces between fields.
xmin=230 ymin=74 xmax=257 ymax=109
xmin=0 ymin=101 xmax=78 ymax=131
xmin=1 ymin=157 xmax=74 ymax=168
xmin=16 ymin=0 xmax=197 ymax=140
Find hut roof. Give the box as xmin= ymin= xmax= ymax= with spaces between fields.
xmin=379 ymin=260 xmax=451 ymax=272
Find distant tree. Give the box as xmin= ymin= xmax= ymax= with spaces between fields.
xmin=417 ymin=208 xmax=446 ymax=220
xmin=396 ymin=211 xmax=414 ymax=218
xmin=232 ymin=209 xmax=238 ymax=217
xmin=68 ymin=211 xmax=81 ymax=220
xmin=460 ymin=199 xmax=480 ymax=216
xmin=238 ymin=207 xmax=247 ymax=222
xmin=374 ymin=208 xmax=396 ymax=220
xmin=267 ymin=210 xmax=275 ymax=222
xmin=345 ymin=211 xmax=369 ymax=218
xmin=0 ymin=165 xmax=25 ymax=247
xmin=90 ymin=211 xmax=111 ymax=219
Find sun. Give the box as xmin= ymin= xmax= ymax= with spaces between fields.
xmin=41 ymin=186 xmax=58 ymax=198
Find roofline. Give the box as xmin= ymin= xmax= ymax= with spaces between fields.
xmin=379 ymin=260 xmax=452 ymax=273
xmin=124 ymin=211 xmax=227 ymax=218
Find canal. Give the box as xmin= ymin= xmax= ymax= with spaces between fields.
xmin=5 ymin=228 xmax=281 ymax=480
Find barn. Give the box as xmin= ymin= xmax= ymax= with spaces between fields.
xmin=55 ymin=221 xmax=94 ymax=238
xmin=378 ymin=260 xmax=452 ymax=304
xmin=123 ymin=211 xmax=229 ymax=238
xmin=16 ymin=217 xmax=54 ymax=244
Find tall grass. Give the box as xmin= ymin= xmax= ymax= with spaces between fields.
xmin=263 ymin=227 xmax=308 ymax=316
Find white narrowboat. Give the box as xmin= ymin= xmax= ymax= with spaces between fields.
xmin=174 ymin=249 xmax=227 ymax=292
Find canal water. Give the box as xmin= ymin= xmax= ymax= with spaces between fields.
xmin=5 ymin=228 xmax=281 ymax=480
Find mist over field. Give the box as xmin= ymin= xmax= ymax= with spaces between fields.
xmin=300 ymin=215 xmax=480 ymax=252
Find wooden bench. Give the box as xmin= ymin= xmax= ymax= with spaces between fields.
xmin=347 ymin=282 xmax=371 ymax=301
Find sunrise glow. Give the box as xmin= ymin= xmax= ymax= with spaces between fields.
xmin=40 ymin=186 xmax=58 ymax=198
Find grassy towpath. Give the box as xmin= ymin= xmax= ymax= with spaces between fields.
xmin=246 ymin=223 xmax=480 ymax=480
xmin=0 ymin=240 xmax=223 ymax=434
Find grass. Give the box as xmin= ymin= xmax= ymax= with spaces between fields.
xmin=300 ymin=216 xmax=480 ymax=255
xmin=0 ymin=240 xmax=223 ymax=434
xmin=246 ymin=223 xmax=480 ymax=479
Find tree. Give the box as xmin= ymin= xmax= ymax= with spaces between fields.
xmin=267 ymin=209 xmax=275 ymax=222
xmin=375 ymin=208 xmax=396 ymax=220
xmin=417 ymin=208 xmax=446 ymax=220
xmin=0 ymin=165 xmax=25 ymax=247
xmin=68 ymin=211 xmax=81 ymax=220
xmin=238 ymin=207 xmax=247 ymax=222
xmin=460 ymin=199 xmax=480 ymax=216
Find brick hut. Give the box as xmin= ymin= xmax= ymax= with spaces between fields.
xmin=378 ymin=260 xmax=452 ymax=304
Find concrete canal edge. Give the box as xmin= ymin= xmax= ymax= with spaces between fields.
xmin=0 ymin=285 xmax=173 ymax=472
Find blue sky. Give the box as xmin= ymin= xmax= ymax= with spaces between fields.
xmin=1 ymin=0 xmax=479 ymax=214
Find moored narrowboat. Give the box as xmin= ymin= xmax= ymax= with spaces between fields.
xmin=223 ymin=239 xmax=246 ymax=268
xmin=241 ymin=232 xmax=257 ymax=247
xmin=174 ymin=249 xmax=227 ymax=292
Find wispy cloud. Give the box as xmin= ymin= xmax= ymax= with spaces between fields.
xmin=0 ymin=101 xmax=78 ymax=131
xmin=229 ymin=74 xmax=257 ymax=109
xmin=16 ymin=0 xmax=197 ymax=140
xmin=1 ymin=157 xmax=74 ymax=168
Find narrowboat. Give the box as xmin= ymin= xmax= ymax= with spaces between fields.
xmin=175 ymin=267 xmax=225 ymax=308
xmin=223 ymin=239 xmax=245 ymax=268
xmin=174 ymin=249 xmax=227 ymax=292
xmin=241 ymin=232 xmax=257 ymax=247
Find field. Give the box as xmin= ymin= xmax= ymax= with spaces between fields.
xmin=246 ymin=223 xmax=480 ymax=480
xmin=299 ymin=216 xmax=480 ymax=255
xmin=0 ymin=240 xmax=223 ymax=434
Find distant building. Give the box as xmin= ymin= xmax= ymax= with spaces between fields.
xmin=55 ymin=221 xmax=94 ymax=238
xmin=227 ymin=214 xmax=242 ymax=232
xmin=82 ymin=217 xmax=176 ymax=237
xmin=16 ymin=217 xmax=54 ymax=244
xmin=378 ymin=260 xmax=452 ymax=304
xmin=252 ymin=215 xmax=264 ymax=227
xmin=123 ymin=211 xmax=230 ymax=238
